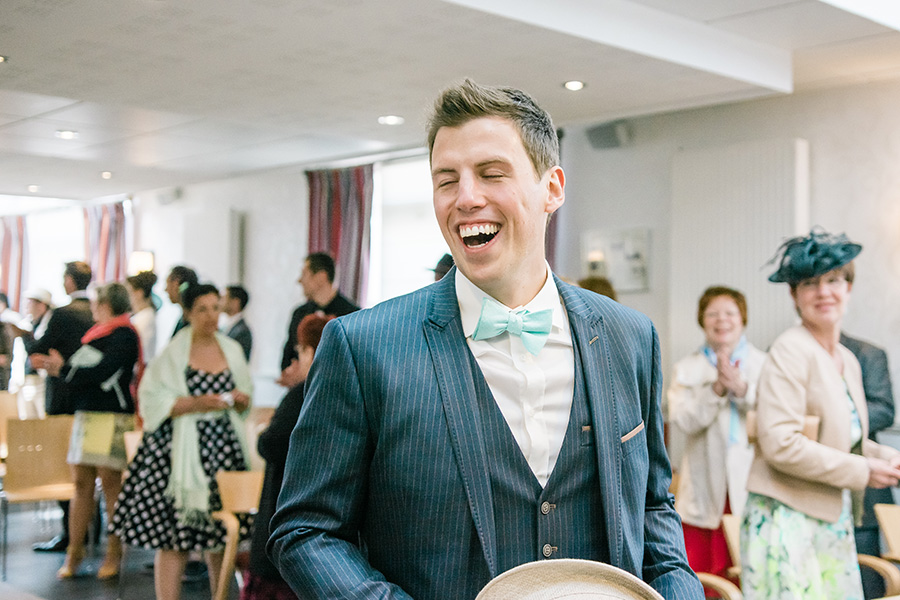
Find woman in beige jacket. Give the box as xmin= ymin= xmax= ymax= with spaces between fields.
xmin=741 ymin=230 xmax=900 ymax=600
xmin=668 ymin=286 xmax=766 ymax=578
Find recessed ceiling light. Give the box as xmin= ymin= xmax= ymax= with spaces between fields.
xmin=55 ymin=130 xmax=79 ymax=140
xmin=377 ymin=115 xmax=405 ymax=126
xmin=101 ymin=171 xmax=113 ymax=180
xmin=564 ymin=80 xmax=585 ymax=91
xmin=27 ymin=185 xmax=39 ymax=193
xmin=0 ymin=56 xmax=7 ymax=63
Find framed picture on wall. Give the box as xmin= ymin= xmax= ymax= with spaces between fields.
xmin=581 ymin=227 xmax=650 ymax=293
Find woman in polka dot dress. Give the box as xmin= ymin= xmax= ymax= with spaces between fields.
xmin=112 ymin=283 xmax=253 ymax=600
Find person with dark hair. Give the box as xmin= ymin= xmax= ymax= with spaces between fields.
xmin=112 ymin=282 xmax=252 ymax=600
xmin=278 ymin=252 xmax=358 ymax=386
xmin=741 ymin=230 xmax=900 ymax=599
xmin=577 ymin=276 xmax=618 ymax=302
xmin=165 ymin=265 xmax=199 ymax=338
xmin=666 ymin=285 xmax=765 ymax=580
xmin=241 ymin=314 xmax=332 ymax=600
xmin=221 ymin=285 xmax=252 ymax=361
xmin=127 ymin=270 xmax=159 ymax=363
xmin=269 ymin=80 xmax=701 ymax=599
xmin=12 ymin=261 xmax=93 ymax=553
xmin=33 ymin=282 xmax=140 ymax=580
xmin=432 ymin=253 xmax=455 ymax=282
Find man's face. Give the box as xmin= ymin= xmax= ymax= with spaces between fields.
xmin=63 ymin=274 xmax=75 ymax=295
xmin=165 ymin=275 xmax=181 ymax=304
xmin=221 ymin=292 xmax=240 ymax=316
xmin=27 ymin=299 xmax=48 ymax=320
xmin=431 ymin=117 xmax=564 ymax=304
xmin=298 ymin=261 xmax=322 ymax=298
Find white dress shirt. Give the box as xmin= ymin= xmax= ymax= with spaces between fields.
xmin=456 ymin=266 xmax=575 ymax=487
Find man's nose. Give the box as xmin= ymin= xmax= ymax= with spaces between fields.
xmin=456 ymin=175 xmax=485 ymax=210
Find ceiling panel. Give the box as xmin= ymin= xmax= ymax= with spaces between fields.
xmin=1 ymin=0 xmax=900 ymax=200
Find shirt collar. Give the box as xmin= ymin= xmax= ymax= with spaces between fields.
xmin=456 ymin=263 xmax=564 ymax=338
xmin=220 ymin=311 xmax=243 ymax=331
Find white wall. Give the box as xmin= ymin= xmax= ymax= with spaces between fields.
xmin=557 ymin=78 xmax=900 ymax=392
xmin=134 ymin=168 xmax=309 ymax=406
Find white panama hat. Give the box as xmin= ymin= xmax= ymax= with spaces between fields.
xmin=475 ymin=559 xmax=664 ymax=600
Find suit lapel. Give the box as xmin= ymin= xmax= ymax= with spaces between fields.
xmin=557 ymin=278 xmax=624 ymax=566
xmin=423 ymin=271 xmax=499 ymax=577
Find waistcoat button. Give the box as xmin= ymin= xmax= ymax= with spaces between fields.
xmin=540 ymin=501 xmax=551 ymax=515
xmin=542 ymin=544 xmax=553 ymax=557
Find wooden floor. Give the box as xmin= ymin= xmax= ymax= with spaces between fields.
xmin=2 ymin=504 xmax=226 ymax=600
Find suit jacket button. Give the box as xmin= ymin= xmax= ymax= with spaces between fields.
xmin=542 ymin=544 xmax=553 ymax=557
xmin=540 ymin=501 xmax=551 ymax=515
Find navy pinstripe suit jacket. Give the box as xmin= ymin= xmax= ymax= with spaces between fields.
xmin=268 ymin=271 xmax=702 ymax=599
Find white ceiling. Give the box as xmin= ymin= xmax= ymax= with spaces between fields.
xmin=2 ymin=0 xmax=900 ymax=203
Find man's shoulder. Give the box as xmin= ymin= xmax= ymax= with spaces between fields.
xmin=840 ymin=332 xmax=887 ymax=360
xmin=331 ymin=292 xmax=360 ymax=315
xmin=559 ymin=280 xmax=653 ymax=332
xmin=333 ymin=286 xmax=432 ymax=332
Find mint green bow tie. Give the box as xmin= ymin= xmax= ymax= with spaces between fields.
xmin=472 ymin=297 xmax=553 ymax=355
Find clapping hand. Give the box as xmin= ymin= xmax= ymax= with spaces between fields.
xmin=713 ymin=349 xmax=748 ymax=398
xmin=30 ymin=349 xmax=64 ymax=377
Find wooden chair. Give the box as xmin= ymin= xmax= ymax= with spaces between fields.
xmin=723 ymin=510 xmax=900 ymax=597
xmin=0 ymin=392 xmax=22 ymax=465
xmin=211 ymin=470 xmax=264 ymax=600
xmin=0 ymin=415 xmax=75 ymax=581
xmin=696 ymin=572 xmax=743 ymax=600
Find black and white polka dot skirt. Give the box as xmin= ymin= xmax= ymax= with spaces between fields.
xmin=111 ymin=414 xmax=251 ymax=551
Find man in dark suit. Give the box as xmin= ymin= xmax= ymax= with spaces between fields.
xmin=18 ymin=261 xmax=93 ymax=552
xmin=842 ymin=332 xmax=896 ymax=599
xmin=221 ymin=284 xmax=253 ymax=360
xmin=269 ymin=80 xmax=701 ymax=599
xmin=277 ymin=252 xmax=358 ymax=387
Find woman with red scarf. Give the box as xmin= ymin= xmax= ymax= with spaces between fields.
xmin=33 ymin=282 xmax=141 ymax=580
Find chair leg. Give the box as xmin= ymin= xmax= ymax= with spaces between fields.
xmin=1 ymin=495 xmax=8 ymax=582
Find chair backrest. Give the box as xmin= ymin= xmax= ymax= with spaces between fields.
xmin=216 ymin=470 xmax=264 ymax=514
xmin=0 ymin=392 xmax=21 ymax=460
xmin=4 ymin=416 xmax=74 ymax=494
xmin=875 ymin=503 xmax=900 ymax=559
xmin=721 ymin=513 xmax=742 ymax=569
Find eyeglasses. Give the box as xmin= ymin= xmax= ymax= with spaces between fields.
xmin=796 ymin=274 xmax=846 ymax=290
xmin=704 ymin=310 xmax=740 ymax=320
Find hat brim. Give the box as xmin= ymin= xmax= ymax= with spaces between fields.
xmin=768 ymin=242 xmax=861 ymax=283
xmin=475 ymin=559 xmax=664 ymax=600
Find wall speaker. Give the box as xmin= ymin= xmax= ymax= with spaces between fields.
xmin=586 ymin=120 xmax=633 ymax=149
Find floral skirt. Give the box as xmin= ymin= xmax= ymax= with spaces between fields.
xmin=740 ymin=492 xmax=862 ymax=600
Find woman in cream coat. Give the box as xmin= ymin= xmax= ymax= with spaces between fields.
xmin=741 ymin=230 xmax=900 ymax=600
xmin=668 ymin=286 xmax=766 ymax=578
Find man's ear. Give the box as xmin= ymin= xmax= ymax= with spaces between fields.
xmin=544 ymin=166 xmax=565 ymax=215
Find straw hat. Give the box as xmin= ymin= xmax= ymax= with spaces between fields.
xmin=475 ymin=559 xmax=664 ymax=600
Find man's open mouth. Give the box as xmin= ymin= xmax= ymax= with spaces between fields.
xmin=460 ymin=223 xmax=499 ymax=248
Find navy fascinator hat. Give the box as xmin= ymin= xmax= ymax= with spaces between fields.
xmin=767 ymin=228 xmax=861 ymax=284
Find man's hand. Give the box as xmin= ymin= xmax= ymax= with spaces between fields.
xmin=277 ymin=359 xmax=305 ymax=388
xmin=30 ymin=349 xmax=64 ymax=377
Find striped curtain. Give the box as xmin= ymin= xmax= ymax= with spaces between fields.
xmin=0 ymin=216 xmax=27 ymax=311
xmin=84 ymin=202 xmax=132 ymax=285
xmin=307 ymin=164 xmax=373 ymax=305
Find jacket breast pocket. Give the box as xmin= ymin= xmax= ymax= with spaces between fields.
xmin=620 ymin=421 xmax=645 ymax=456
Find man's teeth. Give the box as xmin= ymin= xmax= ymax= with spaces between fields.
xmin=459 ymin=224 xmax=499 ymax=238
